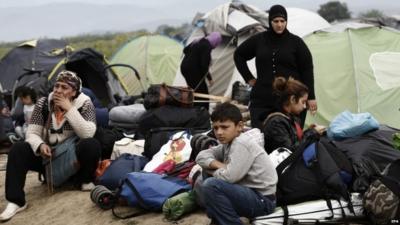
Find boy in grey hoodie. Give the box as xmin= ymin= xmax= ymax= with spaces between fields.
xmin=195 ymin=102 xmax=278 ymax=225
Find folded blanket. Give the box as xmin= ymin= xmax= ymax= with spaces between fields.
xmin=109 ymin=104 xmax=146 ymax=123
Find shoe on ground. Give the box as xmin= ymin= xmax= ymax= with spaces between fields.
xmin=81 ymin=182 xmax=95 ymax=191
xmin=0 ymin=202 xmax=27 ymax=221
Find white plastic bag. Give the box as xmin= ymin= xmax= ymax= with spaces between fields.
xmin=143 ymin=131 xmax=192 ymax=172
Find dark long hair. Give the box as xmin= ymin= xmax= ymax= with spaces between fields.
xmin=273 ymin=76 xmax=308 ymax=109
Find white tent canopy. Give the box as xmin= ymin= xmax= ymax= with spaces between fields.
xmin=286 ymin=8 xmax=331 ymax=37
xmin=173 ymin=3 xmax=330 ymax=98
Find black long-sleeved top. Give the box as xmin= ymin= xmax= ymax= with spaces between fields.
xmin=263 ymin=112 xmax=319 ymax=154
xmin=180 ymin=39 xmax=212 ymax=88
xmin=234 ymin=30 xmax=315 ymax=108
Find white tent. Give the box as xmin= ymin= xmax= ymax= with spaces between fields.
xmin=286 ymin=7 xmax=331 ymax=37
xmin=173 ymin=2 xmax=330 ymax=98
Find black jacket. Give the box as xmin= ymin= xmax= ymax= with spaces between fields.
xmin=234 ymin=29 xmax=314 ymax=108
xmin=263 ymin=112 xmax=319 ymax=154
xmin=180 ymin=38 xmax=212 ymax=88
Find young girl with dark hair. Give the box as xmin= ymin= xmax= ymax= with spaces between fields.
xmin=14 ymin=86 xmax=37 ymax=139
xmin=263 ymin=76 xmax=325 ymax=154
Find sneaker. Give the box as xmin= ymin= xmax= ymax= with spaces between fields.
xmin=81 ymin=182 xmax=95 ymax=192
xmin=0 ymin=202 xmax=27 ymax=221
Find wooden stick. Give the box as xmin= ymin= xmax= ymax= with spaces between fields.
xmin=193 ymin=92 xmax=230 ymax=102
xmin=194 ymin=92 xmax=248 ymax=111
xmin=193 ymin=100 xmax=221 ymax=103
xmin=233 ymin=102 xmax=248 ymax=111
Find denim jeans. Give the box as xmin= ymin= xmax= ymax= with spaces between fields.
xmin=195 ymin=177 xmax=275 ymax=225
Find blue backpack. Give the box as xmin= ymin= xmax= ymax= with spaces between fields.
xmin=97 ymin=154 xmax=148 ymax=190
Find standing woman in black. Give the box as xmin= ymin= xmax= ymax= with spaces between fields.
xmin=180 ymin=32 xmax=222 ymax=110
xmin=234 ymin=5 xmax=317 ymax=129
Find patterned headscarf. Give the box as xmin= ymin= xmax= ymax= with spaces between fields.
xmin=55 ymin=70 xmax=82 ymax=92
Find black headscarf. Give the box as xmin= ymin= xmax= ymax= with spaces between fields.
xmin=267 ymin=4 xmax=289 ymax=36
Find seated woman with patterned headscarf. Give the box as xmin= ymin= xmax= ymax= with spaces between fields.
xmin=0 ymin=70 xmax=102 ymax=222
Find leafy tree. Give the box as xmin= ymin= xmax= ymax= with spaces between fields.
xmin=359 ymin=9 xmax=384 ymax=18
xmin=318 ymin=1 xmax=351 ymax=22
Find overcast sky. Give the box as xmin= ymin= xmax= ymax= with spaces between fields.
xmin=0 ymin=0 xmax=398 ymax=42
xmin=1 ymin=0 xmax=399 ymax=14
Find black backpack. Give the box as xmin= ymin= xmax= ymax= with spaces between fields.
xmin=143 ymin=127 xmax=209 ymax=160
xmin=137 ymin=105 xmax=210 ymax=137
xmin=276 ymin=136 xmax=354 ymax=212
xmin=363 ymin=159 xmax=400 ymax=225
xmin=138 ymin=105 xmax=210 ymax=159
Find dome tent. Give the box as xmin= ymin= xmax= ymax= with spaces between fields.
xmin=0 ymin=40 xmax=128 ymax=107
xmin=0 ymin=39 xmax=69 ymax=96
xmin=110 ymin=34 xmax=183 ymax=95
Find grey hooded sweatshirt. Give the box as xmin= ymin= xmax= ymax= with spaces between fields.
xmin=196 ymin=128 xmax=278 ymax=196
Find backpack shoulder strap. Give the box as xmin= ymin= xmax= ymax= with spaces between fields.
xmin=111 ymin=179 xmax=151 ymax=219
xmin=263 ymin=112 xmax=289 ymax=127
xmin=276 ymin=135 xmax=316 ymax=175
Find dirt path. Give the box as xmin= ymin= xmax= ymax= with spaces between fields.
xmin=0 ymin=152 xmax=211 ymax=225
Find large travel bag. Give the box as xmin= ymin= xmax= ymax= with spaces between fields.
xmin=253 ymin=193 xmax=365 ymax=225
xmin=144 ymin=84 xmax=193 ymax=109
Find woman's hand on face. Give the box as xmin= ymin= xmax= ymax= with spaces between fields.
xmin=53 ymin=93 xmax=73 ymax=112
xmin=307 ymin=100 xmax=317 ymax=115
xmin=248 ymin=79 xmax=256 ymax=87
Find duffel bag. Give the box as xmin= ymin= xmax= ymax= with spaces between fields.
xmin=144 ymin=83 xmax=193 ymax=109
xmin=112 ymin=172 xmax=191 ymax=219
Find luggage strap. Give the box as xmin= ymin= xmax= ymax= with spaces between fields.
xmin=112 ymin=178 xmax=151 ymax=219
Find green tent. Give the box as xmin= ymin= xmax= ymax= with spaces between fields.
xmin=304 ymin=22 xmax=400 ymax=128
xmin=110 ymin=34 xmax=183 ymax=95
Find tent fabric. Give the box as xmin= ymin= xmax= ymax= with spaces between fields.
xmin=64 ymin=48 xmax=127 ymax=105
xmin=370 ymin=52 xmax=400 ymax=90
xmin=0 ymin=41 xmax=128 ymax=107
xmin=173 ymin=2 xmax=269 ymax=97
xmin=0 ymin=39 xmax=69 ymax=93
xmin=173 ymin=2 xmax=330 ymax=98
xmin=320 ymin=21 xmax=373 ymax=33
xmin=304 ymin=23 xmax=400 ymax=128
xmin=110 ymin=35 xmax=183 ymax=95
xmin=286 ymin=8 xmax=330 ymax=38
